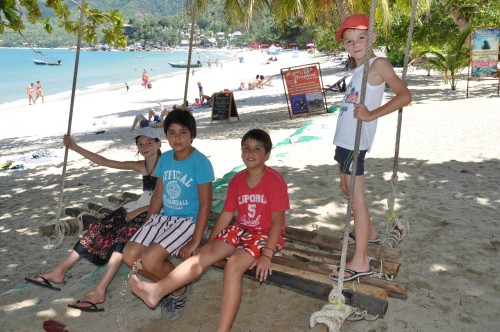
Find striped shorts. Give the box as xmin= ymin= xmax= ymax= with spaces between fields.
xmin=129 ymin=214 xmax=195 ymax=256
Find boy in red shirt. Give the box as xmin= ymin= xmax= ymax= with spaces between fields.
xmin=129 ymin=129 xmax=290 ymax=331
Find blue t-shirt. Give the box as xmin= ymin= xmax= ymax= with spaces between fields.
xmin=155 ymin=149 xmax=214 ymax=222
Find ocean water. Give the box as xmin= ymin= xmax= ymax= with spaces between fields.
xmin=0 ymin=48 xmax=234 ymax=105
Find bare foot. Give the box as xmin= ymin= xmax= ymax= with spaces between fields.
xmin=129 ymin=275 xmax=161 ymax=308
xmin=33 ymin=270 xmax=65 ymax=285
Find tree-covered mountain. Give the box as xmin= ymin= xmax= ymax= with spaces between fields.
xmin=83 ymin=0 xmax=187 ymax=20
xmin=0 ymin=0 xmax=190 ymax=47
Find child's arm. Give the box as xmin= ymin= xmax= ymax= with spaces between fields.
xmin=252 ymin=210 xmax=285 ymax=282
xmin=125 ymin=205 xmax=149 ymax=222
xmin=207 ymin=211 xmax=234 ymax=242
xmin=143 ymin=179 xmax=164 ymax=221
xmin=178 ymin=182 xmax=212 ymax=258
xmin=354 ymin=58 xmax=412 ymax=121
xmin=64 ymin=135 xmax=142 ymax=172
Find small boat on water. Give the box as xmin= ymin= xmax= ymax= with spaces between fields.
xmin=33 ymin=59 xmax=62 ymax=66
xmin=168 ymin=61 xmax=202 ymax=68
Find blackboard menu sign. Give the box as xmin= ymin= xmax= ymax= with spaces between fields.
xmin=211 ymin=92 xmax=239 ymax=122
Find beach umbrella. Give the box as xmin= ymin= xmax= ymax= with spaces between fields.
xmin=306 ymin=43 xmax=315 ymax=48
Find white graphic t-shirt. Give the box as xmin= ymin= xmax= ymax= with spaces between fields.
xmin=333 ymin=57 xmax=385 ymax=152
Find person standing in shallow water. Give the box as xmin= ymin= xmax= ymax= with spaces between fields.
xmin=34 ymin=80 xmax=44 ymax=103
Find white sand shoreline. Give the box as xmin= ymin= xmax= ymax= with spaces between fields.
xmin=1 ymin=49 xmax=499 ymax=331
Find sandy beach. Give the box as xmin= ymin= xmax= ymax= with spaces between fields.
xmin=1 ymin=49 xmax=499 ymax=332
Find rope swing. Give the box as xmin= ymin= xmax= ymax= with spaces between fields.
xmin=383 ymin=0 xmax=418 ymax=248
xmin=46 ymin=0 xmax=86 ymax=249
xmin=310 ymin=1 xmax=378 ymax=330
xmin=311 ymin=0 xmax=418 ymax=328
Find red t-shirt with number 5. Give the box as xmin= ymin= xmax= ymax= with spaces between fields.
xmin=222 ymin=166 xmax=290 ymax=246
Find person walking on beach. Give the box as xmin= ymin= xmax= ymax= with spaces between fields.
xmin=142 ymin=69 xmax=149 ymax=90
xmin=34 ymin=80 xmax=45 ymax=103
xmin=27 ymin=83 xmax=35 ymax=105
xmin=25 ymin=128 xmax=162 ymax=312
xmin=329 ymin=14 xmax=412 ymax=282
xmin=123 ymin=109 xmax=214 ymax=321
xmin=129 ymin=129 xmax=290 ymax=331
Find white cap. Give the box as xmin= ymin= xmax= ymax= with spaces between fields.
xmin=134 ymin=127 xmax=161 ymax=140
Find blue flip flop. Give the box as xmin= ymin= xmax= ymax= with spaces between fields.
xmin=25 ymin=275 xmax=61 ymax=291
xmin=329 ymin=268 xmax=374 ymax=282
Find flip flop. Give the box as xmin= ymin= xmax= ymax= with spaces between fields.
xmin=67 ymin=300 xmax=104 ymax=312
xmin=329 ymin=268 xmax=374 ymax=282
xmin=24 ymin=275 xmax=61 ymax=291
xmin=344 ymin=232 xmax=380 ymax=245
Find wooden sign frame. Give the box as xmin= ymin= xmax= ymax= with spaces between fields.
xmin=211 ymin=92 xmax=240 ymax=123
xmin=281 ymin=62 xmax=328 ymax=118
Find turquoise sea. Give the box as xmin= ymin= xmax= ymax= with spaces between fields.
xmin=0 ymin=48 xmax=234 ymax=105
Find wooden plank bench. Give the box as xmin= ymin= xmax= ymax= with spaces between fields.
xmin=39 ymin=192 xmax=408 ymax=317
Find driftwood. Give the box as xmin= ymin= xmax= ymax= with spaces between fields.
xmin=39 ymin=191 xmax=408 ymax=316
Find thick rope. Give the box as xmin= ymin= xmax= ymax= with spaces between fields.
xmin=48 ymin=0 xmax=86 ymax=249
xmin=310 ymin=2 xmax=377 ymax=330
xmin=384 ymin=0 xmax=418 ymax=246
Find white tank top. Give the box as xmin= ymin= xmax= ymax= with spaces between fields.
xmin=333 ymin=57 xmax=385 ymax=152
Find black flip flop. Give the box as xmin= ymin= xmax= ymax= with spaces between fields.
xmin=344 ymin=232 xmax=380 ymax=245
xmin=67 ymin=300 xmax=104 ymax=312
xmin=329 ymin=267 xmax=374 ymax=282
xmin=24 ymin=275 xmax=61 ymax=291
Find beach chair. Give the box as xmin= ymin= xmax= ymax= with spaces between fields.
xmin=322 ymin=75 xmax=349 ymax=95
xmin=258 ymin=75 xmax=276 ymax=88
xmin=264 ymin=75 xmax=276 ymax=86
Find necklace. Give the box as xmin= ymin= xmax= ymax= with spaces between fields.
xmin=145 ymin=156 xmax=159 ymax=176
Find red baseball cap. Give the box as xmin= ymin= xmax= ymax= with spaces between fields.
xmin=335 ymin=14 xmax=370 ymax=41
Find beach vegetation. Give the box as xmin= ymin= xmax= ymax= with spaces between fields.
xmin=1 ymin=0 xmax=497 ymax=55
xmin=0 ymin=0 xmax=127 ymax=48
xmin=418 ymin=26 xmax=472 ymax=90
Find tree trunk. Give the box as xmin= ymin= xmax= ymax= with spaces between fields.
xmin=439 ymin=1 xmax=471 ymax=31
xmin=335 ymin=0 xmax=351 ymax=20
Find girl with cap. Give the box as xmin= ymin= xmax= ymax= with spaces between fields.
xmin=25 ymin=127 xmax=162 ymax=312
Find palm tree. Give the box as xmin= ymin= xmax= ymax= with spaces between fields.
xmin=419 ymin=26 xmax=472 ymax=90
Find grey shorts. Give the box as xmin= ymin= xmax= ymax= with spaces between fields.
xmin=130 ymin=214 xmax=195 ymax=256
xmin=334 ymin=146 xmax=367 ymax=176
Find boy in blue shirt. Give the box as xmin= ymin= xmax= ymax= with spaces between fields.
xmin=123 ymin=109 xmax=214 ymax=320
